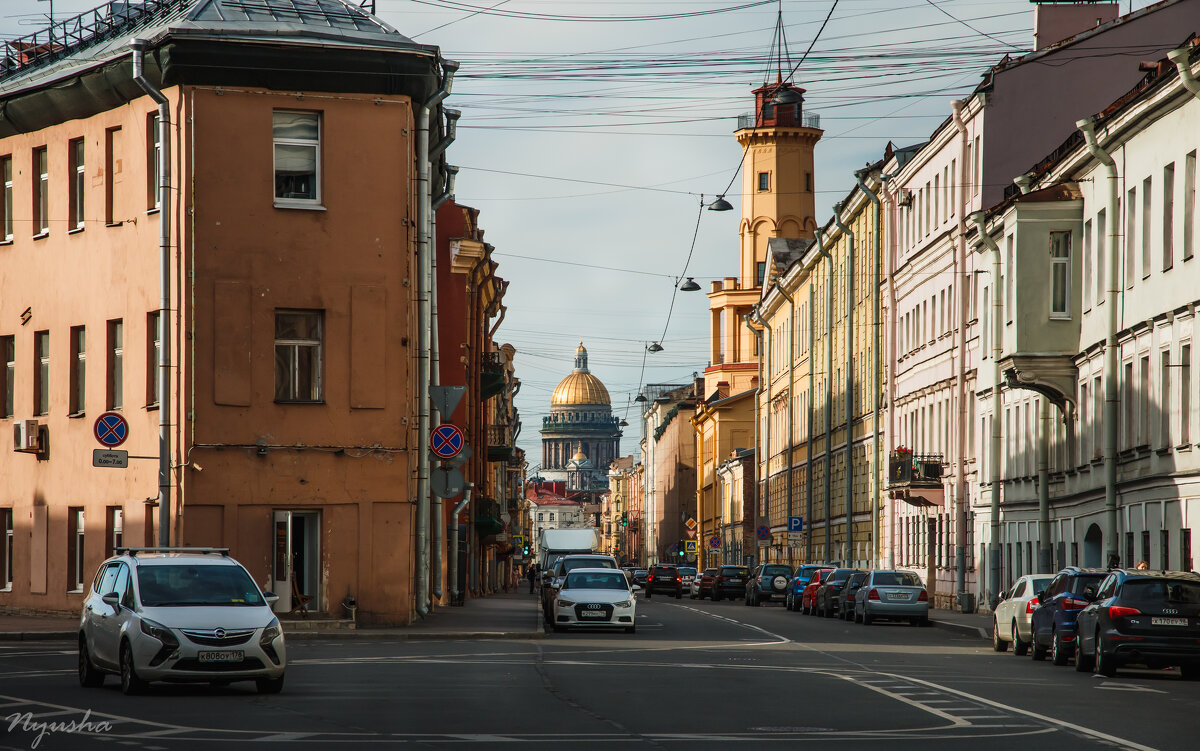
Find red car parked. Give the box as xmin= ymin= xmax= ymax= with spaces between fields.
xmin=800 ymin=568 xmax=835 ymax=615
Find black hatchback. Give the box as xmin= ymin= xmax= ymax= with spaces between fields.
xmin=1074 ymin=570 xmax=1200 ymax=678
xmin=814 ymin=568 xmax=866 ymax=618
xmin=645 ymin=564 xmax=682 ymax=599
xmin=713 ymin=565 xmax=750 ymax=601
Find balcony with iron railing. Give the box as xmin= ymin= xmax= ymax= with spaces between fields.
xmin=488 ymin=423 xmax=514 ymax=462
xmin=887 ymin=450 xmax=945 ymax=507
xmin=737 ymin=110 xmax=821 ymax=130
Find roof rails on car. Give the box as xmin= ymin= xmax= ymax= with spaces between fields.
xmin=115 ymin=547 xmax=230 ymax=557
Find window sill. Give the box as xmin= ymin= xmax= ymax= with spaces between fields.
xmin=1155 ymin=446 xmax=1172 ymax=456
xmin=68 ymin=226 xmax=85 ymax=235
xmin=67 ymin=588 xmax=82 ymax=594
xmin=0 ymin=238 xmax=11 ymax=246
xmin=146 ymin=207 xmax=160 ymax=216
xmin=1177 ymin=443 xmax=1192 ymax=453
xmin=67 ymin=411 xmax=85 ymax=419
xmin=274 ymin=400 xmax=326 ymax=405
xmin=32 ymin=232 xmax=49 ymax=241
xmin=274 ymin=201 xmax=326 ymax=212
xmin=105 ymin=221 xmax=124 ymax=228
xmin=1049 ymin=315 xmax=1071 ymax=322
xmin=146 ymin=403 xmax=159 ymax=412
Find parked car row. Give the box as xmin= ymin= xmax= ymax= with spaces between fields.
xmin=993 ymin=566 xmax=1200 ymax=679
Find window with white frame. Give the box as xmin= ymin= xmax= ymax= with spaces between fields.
xmin=1082 ymin=219 xmax=1092 ymax=310
xmin=274 ymin=310 xmax=324 ymax=402
xmin=2 ymin=508 xmax=12 ymax=591
xmin=1 ymin=335 xmax=12 ymax=419
xmin=1182 ymin=343 xmax=1192 ymax=445
xmin=69 ymin=138 xmax=85 ymax=230
xmin=1160 ymin=349 xmax=1171 ymax=448
xmin=1127 ymin=187 xmax=1138 ymax=286
xmin=68 ymin=508 xmax=85 ymax=592
xmin=147 ymin=113 xmax=161 ymax=210
xmin=1096 ymin=210 xmax=1106 ymax=303
xmin=1142 ymin=177 xmax=1152 ymax=278
xmin=1164 ymin=163 xmax=1175 ymax=271
xmin=147 ymin=311 xmax=161 ymax=407
xmin=107 ymin=319 xmax=123 ymax=410
xmin=33 ymin=146 xmax=48 ymax=235
xmin=34 ymin=330 xmax=49 ymax=416
xmin=1185 ymin=151 xmax=1196 ymax=261
xmin=70 ymin=325 xmax=85 ymax=415
xmin=1 ymin=155 xmax=11 ymax=241
xmin=273 ymin=111 xmax=321 ymax=203
xmin=1049 ymin=231 xmax=1071 ymax=318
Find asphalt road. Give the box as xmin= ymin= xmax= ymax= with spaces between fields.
xmin=3 ymin=596 xmax=1198 ymax=750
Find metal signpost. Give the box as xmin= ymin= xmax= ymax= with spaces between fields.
xmin=756 ymin=524 xmax=771 ymax=548
xmin=788 ymin=516 xmax=804 ymax=545
xmin=430 ymin=424 xmax=465 ymax=460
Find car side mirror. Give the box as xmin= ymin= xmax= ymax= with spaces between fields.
xmin=263 ymin=591 xmax=280 ymax=606
xmin=1083 ymin=585 xmax=1098 ymax=601
xmin=101 ymin=592 xmax=121 ymax=610
xmin=632 ymin=585 xmax=643 ymax=592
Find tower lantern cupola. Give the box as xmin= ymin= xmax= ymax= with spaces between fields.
xmin=753 ymin=78 xmax=806 ymax=128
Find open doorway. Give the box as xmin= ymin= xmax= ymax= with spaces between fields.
xmin=272 ymin=510 xmax=322 ymax=614
xmin=1083 ymin=523 xmax=1103 ymax=569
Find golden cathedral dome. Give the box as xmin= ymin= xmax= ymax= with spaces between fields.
xmin=550 ymin=342 xmax=611 ymax=406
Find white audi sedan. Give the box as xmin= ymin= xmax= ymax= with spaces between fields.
xmin=551 ymin=568 xmax=640 ymax=634
xmin=79 ymin=548 xmax=286 ymax=695
xmin=992 ymin=574 xmax=1054 ymax=655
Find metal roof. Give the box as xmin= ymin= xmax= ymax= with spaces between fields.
xmin=1 ymin=0 xmax=422 ymax=93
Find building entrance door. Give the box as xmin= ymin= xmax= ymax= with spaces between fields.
xmin=272 ymin=510 xmax=322 ymax=614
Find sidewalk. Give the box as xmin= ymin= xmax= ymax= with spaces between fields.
xmin=928 ymin=607 xmax=993 ymax=641
xmin=0 ymin=591 xmax=544 ymax=642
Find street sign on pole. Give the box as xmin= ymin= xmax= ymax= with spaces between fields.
xmin=788 ymin=516 xmax=804 ymax=533
xmin=684 ymin=540 xmax=698 ymax=554
xmin=429 ymin=385 xmax=466 ymax=418
xmin=430 ymin=424 xmax=465 ymax=459
xmin=92 ymin=449 xmax=129 ymax=468
xmin=430 ymin=466 xmax=465 ymax=498
xmin=93 ymin=412 xmax=129 ymax=448
xmin=756 ymin=524 xmax=771 ymax=547
xmin=709 ymin=535 xmax=722 ymax=549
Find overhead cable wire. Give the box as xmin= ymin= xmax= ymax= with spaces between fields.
xmin=922 ymin=0 xmax=1021 ymax=50
xmin=655 ymin=199 xmax=706 ymax=348
xmin=406 ymin=0 xmax=778 ymax=23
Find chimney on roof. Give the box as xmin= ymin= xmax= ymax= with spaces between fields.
xmin=1033 ymin=1 xmax=1120 ymax=51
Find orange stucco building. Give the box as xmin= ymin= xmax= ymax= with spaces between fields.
xmin=0 ymin=1 xmax=459 ymax=625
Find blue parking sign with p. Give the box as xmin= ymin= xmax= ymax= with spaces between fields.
xmin=788 ymin=516 xmax=804 ymax=533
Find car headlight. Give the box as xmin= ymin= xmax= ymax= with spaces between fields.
xmin=557 ymin=598 xmax=576 ymax=607
xmin=139 ymin=617 xmax=179 ymax=648
xmin=615 ymin=600 xmax=633 ymax=608
xmin=260 ymin=617 xmax=282 ymax=645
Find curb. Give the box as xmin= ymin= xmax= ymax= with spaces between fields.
xmin=0 ymin=632 xmax=74 ymax=642
xmin=929 ymin=618 xmax=990 ymax=640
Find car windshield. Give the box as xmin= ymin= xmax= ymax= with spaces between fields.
xmin=563 ymin=558 xmax=615 ymax=573
xmin=872 ymin=572 xmax=922 ymax=587
xmin=678 ymin=567 xmax=697 ymax=577
xmin=1031 ymin=577 xmax=1053 ymax=594
xmin=762 ymin=565 xmax=792 ymax=577
xmin=721 ymin=567 xmax=748 ymax=576
xmin=565 ymin=572 xmax=629 ymax=590
xmin=1121 ymin=578 xmax=1200 ymax=604
xmin=137 ymin=564 xmax=264 ymax=607
xmin=1068 ymin=574 xmax=1106 ymax=594
xmin=797 ymin=565 xmax=825 ymax=578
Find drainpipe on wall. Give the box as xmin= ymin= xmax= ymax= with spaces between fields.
xmin=450 ymin=483 xmax=474 ymax=603
xmin=806 ymin=283 xmax=816 ymax=564
xmin=855 ymin=171 xmax=882 ymax=570
xmin=775 ymin=285 xmax=796 ymax=567
xmin=415 ymin=59 xmax=457 ymax=617
xmin=1167 ymin=46 xmax=1200 ymax=99
xmin=949 ymin=99 xmax=970 ymax=600
xmin=882 ymin=178 xmax=900 ymax=570
xmin=748 ymin=307 xmax=771 ymax=562
xmin=813 ymin=229 xmax=835 ymax=562
xmin=131 ymin=40 xmax=172 ymax=549
xmin=831 ymin=205 xmax=855 ymax=566
xmin=1077 ymin=116 xmax=1120 ymax=570
xmin=970 ymin=211 xmax=1004 ymax=610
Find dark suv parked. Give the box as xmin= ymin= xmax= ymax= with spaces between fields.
xmin=814 ymin=568 xmax=865 ymax=618
xmin=1075 ymin=570 xmax=1200 ymax=678
xmin=713 ymin=566 xmax=749 ymax=601
xmin=1030 ymin=566 xmax=1109 ymax=664
xmin=746 ymin=564 xmax=794 ymax=606
xmin=645 ymin=564 xmax=682 ymax=599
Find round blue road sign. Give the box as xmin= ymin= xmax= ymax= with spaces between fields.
xmin=94 ymin=412 xmax=129 ymax=448
xmin=430 ymin=424 xmax=464 ymax=459
xmin=756 ymin=525 xmax=771 ymax=540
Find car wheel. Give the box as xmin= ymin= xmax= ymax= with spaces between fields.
xmin=675 ymin=590 xmax=682 ymax=600
xmin=646 ymin=591 xmax=652 ymax=599
xmin=992 ymin=619 xmax=1008 ymax=652
xmin=920 ymin=616 xmax=932 ymax=627
xmin=1052 ymin=630 xmax=1070 ymax=666
xmin=714 ymin=592 xmax=722 ymax=602
xmin=625 ymin=626 xmax=636 ymax=634
xmin=854 ymin=604 xmax=863 ymax=624
xmin=1030 ymin=634 xmax=1047 ymax=661
xmin=1093 ymin=631 xmax=1116 ymax=677
xmin=552 ymin=624 xmax=566 ymax=633
xmin=78 ymin=639 xmax=104 ymax=688
xmin=119 ymin=641 xmax=147 ymax=696
xmin=690 ymin=591 xmax=696 ymax=599
xmin=256 ymin=675 xmax=285 ymax=694
xmin=1012 ymin=621 xmax=1028 ymax=656
xmin=862 ymin=610 xmax=873 ymax=626
xmin=910 ymin=616 xmax=922 ymax=627
xmin=1075 ymin=638 xmax=1094 ymax=672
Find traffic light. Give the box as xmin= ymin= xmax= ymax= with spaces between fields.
xmin=522 ymin=544 xmax=530 ymax=555
xmin=678 ymin=541 xmax=685 ymax=557
xmin=621 ymin=513 xmax=628 ymax=527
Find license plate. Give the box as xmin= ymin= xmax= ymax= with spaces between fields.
xmin=887 ymin=592 xmax=908 ymax=600
xmin=198 ymin=650 xmax=244 ymax=663
xmin=1151 ymin=617 xmax=1188 ymax=627
xmin=731 ymin=578 xmax=743 ymax=582
xmin=580 ymin=611 xmax=606 ymax=619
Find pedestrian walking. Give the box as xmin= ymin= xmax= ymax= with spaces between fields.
xmin=527 ymin=564 xmax=538 ymax=594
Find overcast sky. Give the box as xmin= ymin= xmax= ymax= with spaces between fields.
xmin=1 ymin=0 xmax=1160 ymax=466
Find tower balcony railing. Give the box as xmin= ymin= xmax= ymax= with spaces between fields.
xmin=737 ymin=111 xmax=821 ymax=130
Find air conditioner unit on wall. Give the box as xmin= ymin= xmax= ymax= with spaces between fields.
xmin=13 ymin=419 xmax=40 ymax=452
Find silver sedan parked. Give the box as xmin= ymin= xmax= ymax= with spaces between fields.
xmin=854 ymin=570 xmax=930 ymax=626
